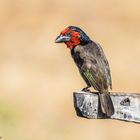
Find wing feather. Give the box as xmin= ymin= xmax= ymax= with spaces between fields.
xmin=80 ymin=41 xmax=112 ymax=91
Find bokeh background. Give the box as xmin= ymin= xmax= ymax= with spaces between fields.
xmin=0 ymin=0 xmax=140 ymax=140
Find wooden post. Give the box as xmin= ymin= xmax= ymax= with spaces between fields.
xmin=73 ymin=91 xmax=140 ymax=123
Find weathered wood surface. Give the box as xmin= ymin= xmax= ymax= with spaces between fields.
xmin=73 ymin=91 xmax=140 ymax=123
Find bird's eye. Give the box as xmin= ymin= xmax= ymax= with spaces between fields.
xmin=66 ymin=32 xmax=71 ymax=36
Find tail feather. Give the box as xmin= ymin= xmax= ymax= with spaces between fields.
xmin=99 ymin=92 xmax=114 ymax=117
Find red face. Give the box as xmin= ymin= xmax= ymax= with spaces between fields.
xmin=56 ymin=28 xmax=81 ymax=49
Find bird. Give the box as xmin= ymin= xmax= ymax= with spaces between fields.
xmin=55 ymin=26 xmax=114 ymax=117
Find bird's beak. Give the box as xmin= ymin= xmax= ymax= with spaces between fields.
xmin=55 ymin=35 xmax=70 ymax=43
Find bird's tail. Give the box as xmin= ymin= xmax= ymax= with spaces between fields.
xmin=98 ymin=91 xmax=114 ymax=117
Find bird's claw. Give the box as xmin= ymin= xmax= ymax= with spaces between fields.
xmin=82 ymin=87 xmax=91 ymax=92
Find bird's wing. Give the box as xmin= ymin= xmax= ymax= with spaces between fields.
xmin=80 ymin=41 xmax=112 ymax=91
xmin=96 ymin=43 xmax=112 ymax=89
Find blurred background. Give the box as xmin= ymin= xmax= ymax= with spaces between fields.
xmin=0 ymin=0 xmax=140 ymax=140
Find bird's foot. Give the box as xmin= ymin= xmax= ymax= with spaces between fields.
xmin=82 ymin=87 xmax=91 ymax=92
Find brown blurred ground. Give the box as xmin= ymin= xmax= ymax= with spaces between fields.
xmin=0 ymin=0 xmax=140 ymax=140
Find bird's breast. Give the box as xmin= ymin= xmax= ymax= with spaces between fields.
xmin=71 ymin=46 xmax=84 ymax=68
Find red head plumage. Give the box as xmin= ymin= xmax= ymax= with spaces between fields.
xmin=55 ymin=26 xmax=90 ymax=49
xmin=60 ymin=28 xmax=80 ymax=49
